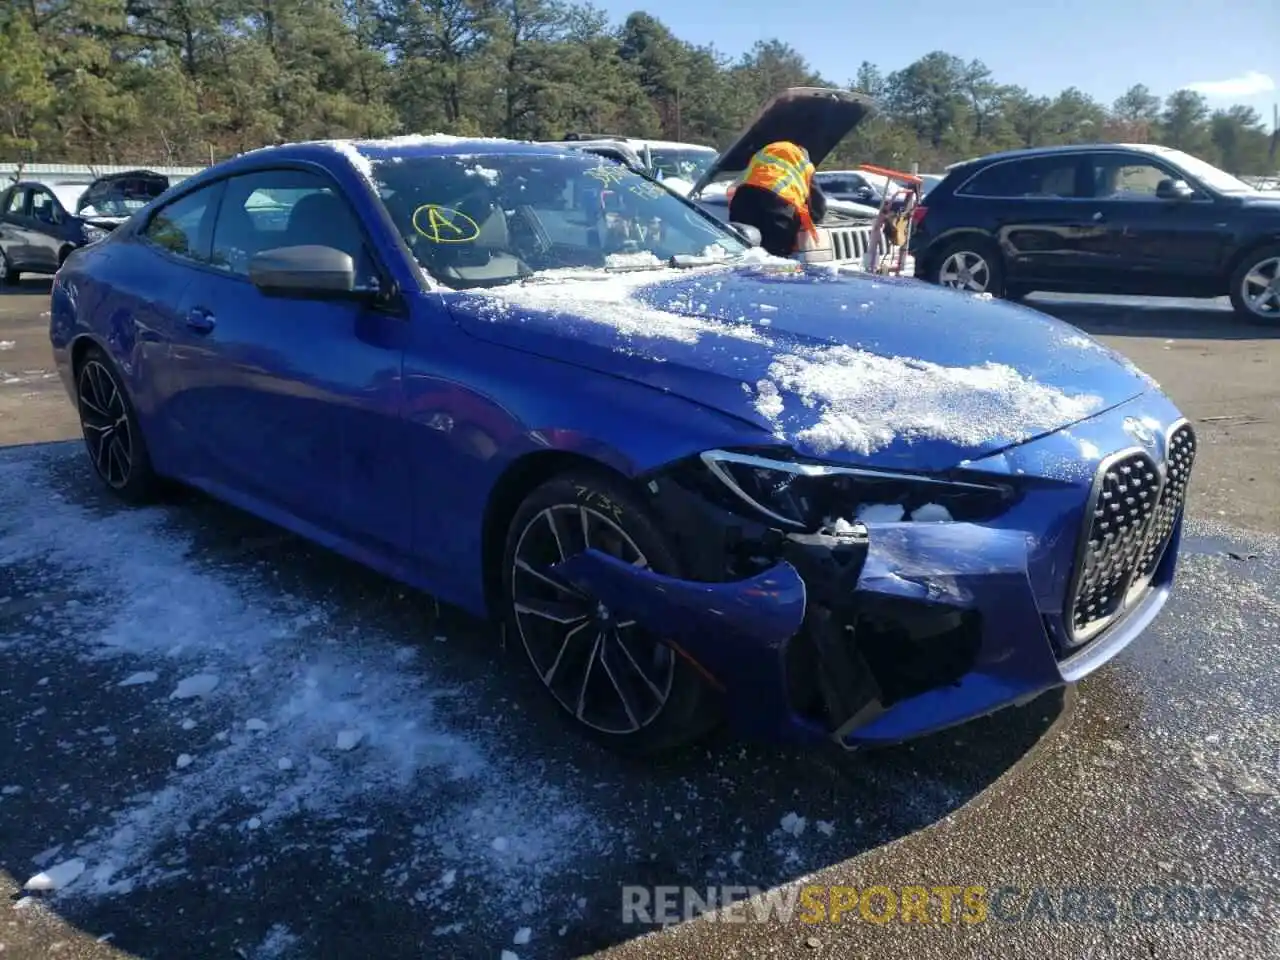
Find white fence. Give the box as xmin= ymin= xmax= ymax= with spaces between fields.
xmin=1 ymin=162 xmax=206 ymax=186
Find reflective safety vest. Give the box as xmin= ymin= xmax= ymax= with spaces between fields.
xmin=740 ymin=141 xmax=820 ymax=250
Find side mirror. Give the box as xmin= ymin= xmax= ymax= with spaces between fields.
xmin=1156 ymin=178 xmax=1195 ymax=201
xmin=249 ymin=244 xmax=358 ymax=297
xmin=729 ymin=222 xmax=762 ymax=248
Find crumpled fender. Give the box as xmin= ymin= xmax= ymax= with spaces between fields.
xmin=550 ymin=550 xmax=810 ymax=739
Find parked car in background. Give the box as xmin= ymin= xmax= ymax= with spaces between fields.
xmin=911 ymin=143 xmax=1280 ymax=322
xmin=816 ymin=170 xmax=943 ymax=209
xmin=815 ymin=169 xmax=886 ymax=206
xmin=76 ymin=169 xmax=171 ymax=225
xmin=0 ymin=169 xmax=170 ymax=283
xmin=51 ymin=133 xmax=1196 ymax=756
xmin=538 ymin=135 xmax=719 ymax=196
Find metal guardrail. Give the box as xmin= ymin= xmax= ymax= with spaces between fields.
xmin=1242 ymin=175 xmax=1280 ymax=191
xmin=1 ymin=162 xmax=206 ymax=185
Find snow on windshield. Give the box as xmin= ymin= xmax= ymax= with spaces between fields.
xmin=751 ymin=345 xmax=1106 ymax=456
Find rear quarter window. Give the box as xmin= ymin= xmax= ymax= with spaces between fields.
xmin=956 ymin=156 xmax=1084 ymax=199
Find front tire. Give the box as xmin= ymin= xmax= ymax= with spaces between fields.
xmin=501 ymin=470 xmax=718 ymax=755
xmin=931 ymin=237 xmax=1005 ymax=297
xmin=1228 ymin=244 xmax=1280 ymax=324
xmin=75 ymin=345 xmax=161 ymax=504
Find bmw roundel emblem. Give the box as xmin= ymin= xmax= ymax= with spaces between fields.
xmin=1123 ymin=416 xmax=1157 ymax=448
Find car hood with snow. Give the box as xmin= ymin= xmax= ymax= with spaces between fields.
xmin=447 ymin=262 xmax=1155 ymax=471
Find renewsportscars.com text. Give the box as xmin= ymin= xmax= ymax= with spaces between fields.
xmin=622 ymin=884 xmax=1258 ymax=926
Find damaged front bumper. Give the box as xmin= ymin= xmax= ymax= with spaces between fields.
xmin=552 ymin=519 xmax=1173 ymax=748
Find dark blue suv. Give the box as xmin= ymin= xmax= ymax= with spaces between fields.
xmin=1 ymin=170 xmax=170 ymax=284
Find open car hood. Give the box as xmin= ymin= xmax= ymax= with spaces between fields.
xmin=689 ymin=87 xmax=876 ymax=198
xmin=76 ymin=169 xmax=170 ymax=219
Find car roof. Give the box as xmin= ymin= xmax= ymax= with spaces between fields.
xmin=243 ymin=135 xmax=582 ymax=164
xmin=945 ymin=142 xmax=1168 ymax=172
xmin=8 ymin=179 xmax=87 ymax=189
xmin=204 ymin=136 xmax=590 ymax=180
xmin=170 ymin=136 xmax=594 ymax=197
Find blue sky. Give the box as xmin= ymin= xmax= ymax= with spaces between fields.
xmin=595 ymin=0 xmax=1278 ymax=129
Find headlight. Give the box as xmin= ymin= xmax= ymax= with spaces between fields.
xmin=699 ymin=449 xmax=1016 ymax=530
xmin=82 ymin=224 xmax=109 ymax=244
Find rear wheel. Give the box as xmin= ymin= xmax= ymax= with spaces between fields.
xmin=1228 ymin=244 xmax=1280 ymax=324
xmin=75 ymin=345 xmax=161 ymax=504
xmin=501 ymin=470 xmax=718 ymax=755
xmin=931 ymin=237 xmax=1005 ymax=297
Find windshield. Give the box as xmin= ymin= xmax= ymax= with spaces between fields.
xmin=647 ymin=148 xmax=717 ymax=183
xmin=367 ymin=152 xmax=748 ymax=289
xmin=1162 ymin=149 xmax=1258 ymax=194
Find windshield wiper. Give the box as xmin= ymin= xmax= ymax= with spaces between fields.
xmin=669 ymin=252 xmax=745 ymax=269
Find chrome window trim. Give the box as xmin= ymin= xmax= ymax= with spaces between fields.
xmin=953 ymin=149 xmax=1218 ymax=204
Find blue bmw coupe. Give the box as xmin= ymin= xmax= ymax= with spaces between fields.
xmin=50 ymin=135 xmax=1197 ymax=754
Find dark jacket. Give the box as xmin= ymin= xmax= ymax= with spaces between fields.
xmin=728 ymin=180 xmax=827 ymax=259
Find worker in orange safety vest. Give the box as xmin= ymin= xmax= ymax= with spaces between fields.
xmin=727 ymin=141 xmax=827 ymax=258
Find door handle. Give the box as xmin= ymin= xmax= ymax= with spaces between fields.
xmin=1091 ymin=211 xmax=1105 ymax=222
xmin=185 ymin=307 xmax=216 ymax=333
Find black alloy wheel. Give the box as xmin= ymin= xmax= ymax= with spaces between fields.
xmin=75 ymin=346 xmax=159 ymax=503
xmin=501 ymin=471 xmax=717 ymax=754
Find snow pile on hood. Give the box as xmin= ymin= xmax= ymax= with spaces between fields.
xmin=477 ymin=266 xmax=782 ymax=346
xmin=753 ymin=345 xmax=1107 ymax=456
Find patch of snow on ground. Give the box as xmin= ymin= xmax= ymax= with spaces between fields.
xmin=248 ymin=923 xmax=301 ymax=960
xmin=25 ymin=858 xmax=86 ymax=891
xmin=0 ymin=447 xmax=610 ymax=907
xmin=757 ymin=346 xmax=1106 ymax=457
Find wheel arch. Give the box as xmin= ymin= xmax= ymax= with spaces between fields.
xmin=480 ymin=448 xmax=637 ymax=616
xmin=919 ymin=228 xmax=1000 ymax=280
xmin=69 ymin=332 xmax=111 ymax=378
xmin=1223 ymin=235 xmax=1280 ymax=285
